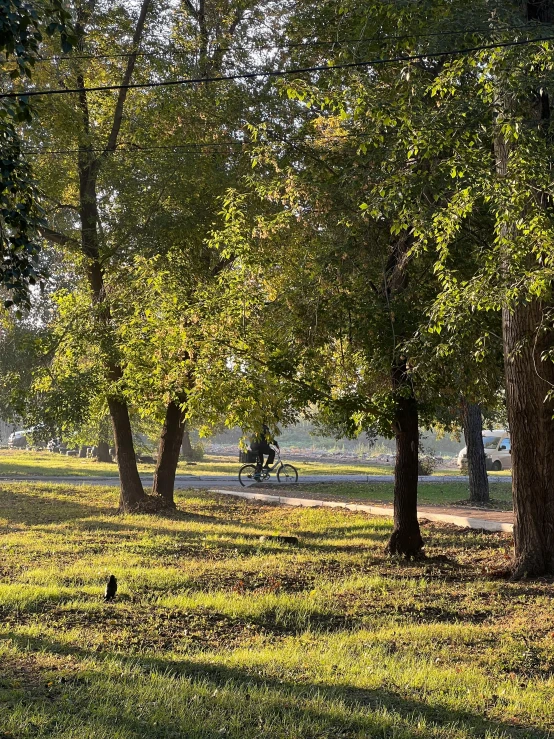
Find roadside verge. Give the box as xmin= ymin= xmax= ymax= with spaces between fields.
xmin=208 ymin=487 xmax=514 ymax=533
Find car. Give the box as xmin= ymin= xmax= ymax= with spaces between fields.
xmin=8 ymin=429 xmax=33 ymax=449
xmin=457 ymin=430 xmax=511 ymax=472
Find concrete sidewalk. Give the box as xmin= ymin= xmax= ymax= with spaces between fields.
xmin=208 ymin=487 xmax=514 ymax=533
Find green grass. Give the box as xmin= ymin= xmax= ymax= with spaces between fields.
xmin=0 ymin=481 xmax=548 ymax=737
xmin=0 ymin=449 xmax=395 ymax=478
xmin=268 ymin=481 xmax=513 ymax=510
xmin=0 ymin=448 xmax=513 ymax=480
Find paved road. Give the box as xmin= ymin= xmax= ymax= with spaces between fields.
xmin=0 ymin=472 xmax=512 ymax=488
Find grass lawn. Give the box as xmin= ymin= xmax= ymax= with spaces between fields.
xmin=266 ymin=481 xmax=514 ymax=510
xmin=0 ymin=449 xmax=395 ymax=478
xmin=0 ymin=449 xmax=511 ymax=481
xmin=0 ymin=481 xmax=549 ymax=738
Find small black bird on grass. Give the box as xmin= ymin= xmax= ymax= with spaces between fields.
xmin=104 ymin=575 xmax=117 ymax=601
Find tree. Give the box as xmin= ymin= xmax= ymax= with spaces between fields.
xmin=461 ymin=400 xmax=489 ymax=504
xmin=0 ymin=0 xmax=73 ymax=308
xmin=208 ymin=1 xmax=505 ymax=556
xmin=396 ymin=0 xmax=554 ymax=575
xmin=27 ymin=0 xmax=154 ymax=510
xmin=30 ymin=0 xmax=280 ymax=509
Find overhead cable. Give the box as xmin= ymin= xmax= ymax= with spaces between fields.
xmin=34 ymin=24 xmax=543 ymax=62
xmin=2 ymin=34 xmax=554 ymax=100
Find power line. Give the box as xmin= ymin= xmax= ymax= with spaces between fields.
xmin=21 ymin=126 xmax=481 ymax=155
xmin=34 ymin=24 xmax=542 ymax=62
xmin=23 ymin=119 xmax=535 ymax=158
xmin=3 ymin=34 xmax=554 ymax=101
xmin=24 ymin=141 xmax=247 ymax=154
xmin=22 ymin=138 xmax=365 ymax=156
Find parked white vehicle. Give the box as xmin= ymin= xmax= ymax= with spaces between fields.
xmin=8 ymin=429 xmax=34 ymax=449
xmin=457 ymin=430 xmax=511 ymax=472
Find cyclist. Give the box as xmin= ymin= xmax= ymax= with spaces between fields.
xmin=251 ymin=424 xmax=279 ymax=480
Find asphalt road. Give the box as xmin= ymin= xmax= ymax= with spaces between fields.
xmin=0 ymin=473 xmax=512 ymax=488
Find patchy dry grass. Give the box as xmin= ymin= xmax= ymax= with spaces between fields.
xmin=0 ymin=481 xmax=549 ymax=738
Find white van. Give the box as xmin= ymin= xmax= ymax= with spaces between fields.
xmin=8 ymin=428 xmax=34 ymax=449
xmin=457 ymin=430 xmax=511 ymax=472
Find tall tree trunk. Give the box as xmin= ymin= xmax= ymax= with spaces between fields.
xmin=181 ymin=428 xmax=194 ymax=459
xmin=79 ymin=171 xmax=146 ymax=510
xmin=152 ymin=400 xmax=185 ymax=506
xmin=74 ymin=0 xmax=151 ymax=512
xmin=461 ymin=400 xmax=489 ymax=504
xmin=97 ymin=440 xmax=112 ymax=463
xmin=386 ymin=363 xmax=424 ymax=558
xmin=107 ymin=397 xmax=146 ymax=511
xmin=495 ymin=0 xmax=554 ymax=575
xmin=503 ymin=300 xmax=554 ymax=577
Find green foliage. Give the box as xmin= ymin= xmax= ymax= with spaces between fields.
xmin=0 ymin=0 xmax=74 ymax=307
xmin=207 ymin=0 xmax=519 ymax=440
xmin=183 ymin=442 xmax=205 ymax=461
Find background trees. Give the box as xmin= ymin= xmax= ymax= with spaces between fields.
xmin=6 ymin=0 xmax=554 ymax=576
xmin=0 ymin=0 xmax=73 ymax=307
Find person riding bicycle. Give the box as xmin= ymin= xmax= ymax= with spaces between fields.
xmin=250 ymin=424 xmax=279 ymax=480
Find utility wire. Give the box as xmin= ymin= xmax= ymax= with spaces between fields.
xmin=24 ymin=142 xmax=247 ymax=154
xmin=3 ymin=34 xmax=554 ymax=100
xmin=23 ymin=115 xmax=548 ymax=157
xmin=22 ymin=133 xmax=384 ymax=154
xmin=34 ymin=24 xmax=544 ymax=62
xmin=20 ymin=124 xmax=488 ymax=156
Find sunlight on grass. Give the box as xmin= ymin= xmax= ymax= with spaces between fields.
xmin=0 ymin=481 xmax=549 ymax=737
xmin=272 ymin=481 xmax=513 ymax=509
xmin=0 ymin=449 xmax=397 ymax=479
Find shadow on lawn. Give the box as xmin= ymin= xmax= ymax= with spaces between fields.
xmin=0 ymin=486 xmax=116 ymax=526
xmin=0 ymin=631 xmax=547 ymax=738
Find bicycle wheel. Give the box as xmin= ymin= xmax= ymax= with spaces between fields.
xmin=239 ymin=464 xmax=258 ymax=487
xmin=277 ymin=464 xmax=298 ymax=484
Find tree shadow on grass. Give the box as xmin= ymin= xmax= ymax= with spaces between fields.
xmin=0 ymin=630 xmax=547 ymax=738
xmin=0 ymin=487 xmax=116 ymax=526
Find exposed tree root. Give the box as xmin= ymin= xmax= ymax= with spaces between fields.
xmin=386 ymin=528 xmax=425 ymax=560
xmin=119 ymin=495 xmax=177 ymax=515
xmin=509 ymin=555 xmax=554 ymax=581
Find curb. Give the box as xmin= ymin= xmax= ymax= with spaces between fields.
xmin=208 ymin=488 xmax=513 ymax=534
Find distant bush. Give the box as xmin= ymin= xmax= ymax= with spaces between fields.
xmin=418 ymin=454 xmax=438 ymax=476
xmin=185 ymin=443 xmax=204 ymax=462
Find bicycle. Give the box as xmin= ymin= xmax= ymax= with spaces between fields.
xmin=239 ymin=446 xmax=298 ymax=486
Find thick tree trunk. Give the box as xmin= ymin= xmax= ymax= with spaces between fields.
xmin=181 ymin=429 xmax=194 ymax=459
xmin=494 ymin=21 xmax=554 ymax=575
xmin=461 ymin=400 xmax=489 ymax=504
xmin=503 ymin=300 xmax=554 ymax=577
xmin=107 ymin=397 xmax=146 ymax=511
xmin=152 ymin=400 xmax=185 ymax=505
xmin=75 ymin=1 xmax=151 ymax=512
xmin=79 ymin=151 xmax=145 ymax=510
xmin=386 ymin=365 xmax=424 ymax=558
xmin=97 ymin=440 xmax=112 ymax=463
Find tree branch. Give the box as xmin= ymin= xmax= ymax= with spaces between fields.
xmin=46 ymin=201 xmax=79 ymax=214
xmin=183 ymin=0 xmax=198 ymax=19
xmin=211 ymin=7 xmax=244 ymax=72
xmin=103 ymin=0 xmax=151 ymax=156
xmin=39 ymin=226 xmax=80 ymax=248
